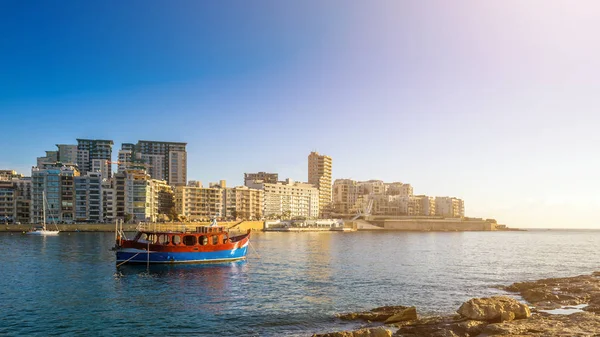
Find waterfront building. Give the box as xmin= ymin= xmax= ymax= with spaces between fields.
xmin=247 ymin=179 xmax=319 ymax=219
xmin=36 ymin=150 xmax=58 ymax=167
xmin=385 ymin=182 xmax=413 ymax=196
xmin=31 ymin=163 xmax=80 ymax=224
xmin=156 ymin=180 xmax=175 ymax=220
xmin=13 ymin=177 xmax=31 ymax=223
xmin=416 ymin=195 xmax=436 ymax=216
xmin=244 ymin=172 xmax=278 ymax=185
xmin=76 ymin=139 xmax=114 ymax=178
xmin=123 ymin=169 xmax=154 ymax=222
xmin=74 ymin=172 xmax=103 ymax=222
xmin=118 ymin=168 xmax=170 ymax=223
xmin=0 ymin=180 xmax=16 ymax=223
xmin=332 ymin=179 xmax=361 ymax=214
xmin=133 ymin=140 xmax=187 ymax=186
xmin=56 ymin=144 xmax=78 ymax=164
xmin=233 ymin=186 xmax=263 ymax=220
xmin=0 ymin=170 xmax=24 ymax=181
xmin=117 ymin=143 xmax=134 ymax=173
xmin=102 ymin=179 xmax=116 ymax=223
xmin=360 ymin=180 xmax=386 ymax=195
xmin=333 ymin=179 xmax=440 ymax=217
xmin=174 ymin=181 xmax=263 ymax=221
xmin=308 ymin=151 xmax=332 ymax=217
xmin=435 ymin=197 xmax=465 ymax=218
xmin=114 ymin=171 xmax=127 ymax=219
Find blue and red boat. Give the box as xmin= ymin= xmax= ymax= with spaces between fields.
xmin=113 ymin=221 xmax=250 ymax=265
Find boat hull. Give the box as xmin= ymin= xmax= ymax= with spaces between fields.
xmin=26 ymin=230 xmax=60 ymax=236
xmin=116 ymin=243 xmax=249 ymax=264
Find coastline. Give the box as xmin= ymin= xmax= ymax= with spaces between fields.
xmin=314 ymin=271 xmax=600 ymax=336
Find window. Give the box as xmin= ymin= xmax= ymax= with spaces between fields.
xmin=159 ymin=234 xmax=170 ymax=245
xmin=183 ymin=235 xmax=196 ymax=246
xmin=212 ymin=235 xmax=218 ymax=245
xmin=199 ymin=236 xmax=208 ymax=245
xmin=172 ymin=235 xmax=181 ymax=245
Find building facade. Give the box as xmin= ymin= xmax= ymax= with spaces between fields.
xmin=244 ymin=172 xmax=278 ymax=185
xmin=31 ymin=164 xmax=80 ymax=224
xmin=134 ymin=140 xmax=187 ymax=186
xmin=56 ymin=144 xmax=78 ymax=164
xmin=76 ymin=139 xmax=114 ymax=178
xmin=74 ymin=172 xmax=103 ymax=222
xmin=308 ymin=152 xmax=332 ymax=217
xmin=0 ymin=180 xmax=16 ymax=223
xmin=435 ymin=197 xmax=465 ymax=218
xmin=247 ymin=179 xmax=319 ymax=219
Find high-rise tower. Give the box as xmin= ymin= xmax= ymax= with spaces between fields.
xmin=308 ymin=151 xmax=332 ymax=217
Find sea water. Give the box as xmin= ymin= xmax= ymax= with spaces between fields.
xmin=1 ymin=229 xmax=599 ymax=336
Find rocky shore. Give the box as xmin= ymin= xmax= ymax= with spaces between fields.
xmin=313 ymin=272 xmax=600 ymax=336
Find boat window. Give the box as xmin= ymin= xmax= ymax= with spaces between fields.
xmin=137 ymin=233 xmax=148 ymax=242
xmin=212 ymin=235 xmax=218 ymax=245
xmin=147 ymin=233 xmax=156 ymax=243
xmin=159 ymin=234 xmax=169 ymax=245
xmin=199 ymin=235 xmax=208 ymax=246
xmin=172 ymin=235 xmax=181 ymax=245
xmin=183 ymin=235 xmax=196 ymax=246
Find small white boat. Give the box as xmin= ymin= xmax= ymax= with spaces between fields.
xmin=27 ymin=228 xmax=60 ymax=236
xmin=27 ymin=191 xmax=60 ymax=236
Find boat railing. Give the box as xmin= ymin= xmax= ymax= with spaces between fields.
xmin=136 ymin=222 xmax=202 ymax=233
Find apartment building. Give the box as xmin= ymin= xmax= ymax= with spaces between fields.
xmin=134 ymin=140 xmax=187 ymax=186
xmin=435 ymin=197 xmax=465 ymax=218
xmin=117 ymin=143 xmax=134 ymax=173
xmin=248 ymin=179 xmax=319 ymax=219
xmin=244 ymin=172 xmax=278 ymax=185
xmin=36 ymin=150 xmax=58 ymax=167
xmin=332 ymin=179 xmax=361 ymax=214
xmin=13 ymin=177 xmax=31 ymax=223
xmin=102 ymin=179 xmax=116 ymax=223
xmin=76 ymin=139 xmax=114 ymax=179
xmin=175 ymin=181 xmax=263 ymax=221
xmin=233 ymin=186 xmax=263 ymax=220
xmin=308 ymin=152 xmax=332 ymax=217
xmin=0 ymin=180 xmax=16 ymax=223
xmin=56 ymin=144 xmax=78 ymax=164
xmin=31 ymin=164 xmax=80 ymax=224
xmin=74 ymin=172 xmax=103 ymax=222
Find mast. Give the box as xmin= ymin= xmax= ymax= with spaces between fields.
xmin=42 ymin=190 xmax=46 ymax=230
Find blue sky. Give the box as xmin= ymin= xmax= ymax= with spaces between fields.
xmin=1 ymin=1 xmax=599 ymax=228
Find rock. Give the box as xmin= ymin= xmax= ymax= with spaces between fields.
xmin=457 ymin=296 xmax=531 ymax=322
xmin=338 ymin=306 xmax=413 ymax=322
xmin=479 ymin=311 xmax=600 ymax=336
xmin=384 ymin=306 xmax=417 ymax=323
xmin=393 ymin=316 xmax=488 ymax=337
xmin=313 ymin=327 xmax=392 ymax=337
xmin=521 ymin=288 xmax=559 ymax=303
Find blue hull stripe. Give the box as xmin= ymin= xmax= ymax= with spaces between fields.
xmin=116 ymin=246 xmax=248 ymax=264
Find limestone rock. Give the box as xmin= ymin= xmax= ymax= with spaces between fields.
xmin=313 ymin=327 xmax=392 ymax=337
xmin=338 ymin=306 xmax=414 ymax=322
xmin=457 ymin=296 xmax=531 ymax=322
xmin=384 ymin=306 xmax=417 ymax=323
xmin=393 ymin=316 xmax=488 ymax=337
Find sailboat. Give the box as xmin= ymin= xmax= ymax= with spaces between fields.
xmin=27 ymin=190 xmax=60 ymax=236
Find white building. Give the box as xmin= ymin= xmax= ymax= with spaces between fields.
xmin=247 ymin=179 xmax=319 ymax=219
xmin=435 ymin=197 xmax=465 ymax=218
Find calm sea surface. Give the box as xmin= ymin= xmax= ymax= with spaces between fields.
xmin=1 ymin=230 xmax=599 ymax=336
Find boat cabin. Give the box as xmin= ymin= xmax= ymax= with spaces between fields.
xmin=131 ymin=226 xmax=232 ymax=247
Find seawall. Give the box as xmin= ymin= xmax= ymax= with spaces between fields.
xmin=381 ymin=218 xmax=496 ymax=231
xmin=0 ymin=220 xmax=265 ymax=233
